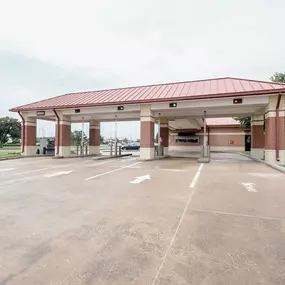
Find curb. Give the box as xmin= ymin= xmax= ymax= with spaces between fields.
xmin=53 ymin=153 xmax=104 ymax=159
xmin=197 ymin=156 xmax=210 ymax=163
xmin=136 ymin=155 xmax=170 ymax=162
xmin=0 ymin=154 xmax=54 ymax=161
xmin=51 ymin=154 xmax=134 ymax=160
xmin=92 ymin=154 xmax=133 ymax=160
xmin=238 ymin=153 xmax=285 ymax=174
xmin=0 ymin=156 xmax=22 ymax=161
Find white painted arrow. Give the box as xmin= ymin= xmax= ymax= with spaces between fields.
xmin=44 ymin=170 xmax=73 ymax=178
xmin=241 ymin=183 xmax=257 ymax=192
xmin=130 ymin=175 xmax=151 ymax=184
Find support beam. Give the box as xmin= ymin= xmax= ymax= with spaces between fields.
xmin=89 ymin=120 xmax=101 ymax=155
xmin=251 ymin=115 xmax=265 ymax=159
xmin=22 ymin=118 xmax=37 ymax=156
xmin=160 ymin=118 xmax=169 ymax=157
xmin=55 ymin=113 xmax=71 ymax=157
xmin=140 ymin=104 xmax=154 ymax=160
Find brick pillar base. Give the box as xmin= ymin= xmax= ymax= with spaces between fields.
xmin=251 ymin=116 xmax=264 ymax=159
xmin=22 ymin=118 xmax=37 ymax=156
xmin=140 ymin=105 xmax=154 ymax=160
xmin=160 ymin=119 xmax=169 ymax=157
xmin=89 ymin=120 xmax=101 ymax=155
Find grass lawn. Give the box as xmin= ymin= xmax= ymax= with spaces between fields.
xmin=0 ymin=152 xmax=21 ymax=158
xmin=0 ymin=148 xmax=21 ymax=158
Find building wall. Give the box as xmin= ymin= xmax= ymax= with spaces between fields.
xmin=169 ymin=126 xmax=245 ymax=152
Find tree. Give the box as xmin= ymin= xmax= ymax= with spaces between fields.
xmin=234 ymin=117 xmax=251 ymax=129
xmin=136 ymin=139 xmax=140 ymax=142
xmin=155 ymin=132 xmax=159 ymax=143
xmin=123 ymin=137 xmax=129 ymax=144
xmin=71 ymin=130 xmax=88 ymax=146
xmin=0 ymin=116 xmax=21 ymax=146
xmin=270 ymin=72 xmax=285 ymax=83
xmin=100 ymin=135 xmax=104 ymax=144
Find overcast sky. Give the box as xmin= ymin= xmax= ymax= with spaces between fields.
xmin=0 ymin=0 xmax=284 ymax=139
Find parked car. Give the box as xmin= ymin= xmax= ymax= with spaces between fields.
xmin=121 ymin=144 xmax=140 ymax=150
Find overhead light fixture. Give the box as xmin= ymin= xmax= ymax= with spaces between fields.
xmin=169 ymin=102 xmax=177 ymax=108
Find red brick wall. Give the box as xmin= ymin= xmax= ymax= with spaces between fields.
xmin=160 ymin=127 xmax=169 ymax=147
xmin=280 ymin=117 xmax=285 ymax=150
xmin=265 ymin=116 xmax=285 ymax=150
xmin=265 ymin=117 xmax=275 ymax=150
xmin=25 ymin=125 xmax=36 ymax=146
xmin=89 ymin=128 xmax=100 ymax=146
xmin=209 ymin=133 xmax=244 ymax=147
xmin=56 ymin=124 xmax=71 ymax=146
xmin=251 ymin=125 xmax=265 ymax=148
xmin=170 ymin=126 xmax=245 ymax=147
xmin=141 ymin=121 xmax=154 ymax=148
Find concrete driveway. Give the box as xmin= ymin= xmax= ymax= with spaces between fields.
xmin=0 ymin=154 xmax=284 ymax=284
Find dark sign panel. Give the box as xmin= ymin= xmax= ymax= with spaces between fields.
xmin=117 ymin=106 xmax=124 ymax=111
xmin=75 ymin=109 xmax=81 ymax=113
xmin=169 ymin=102 xmax=177 ymax=108
xmin=233 ymin=98 xmax=243 ymax=104
xmin=37 ymin=111 xmax=45 ymax=116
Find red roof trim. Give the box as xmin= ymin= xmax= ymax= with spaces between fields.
xmin=9 ymin=77 xmax=285 ymax=112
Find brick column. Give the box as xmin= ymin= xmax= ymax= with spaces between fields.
xmin=140 ymin=104 xmax=154 ymax=160
xmin=264 ymin=95 xmax=285 ymax=165
xmin=89 ymin=120 xmax=101 ymax=155
xmin=56 ymin=115 xmax=71 ymax=157
xmin=22 ymin=117 xmax=37 ymax=156
xmin=251 ymin=115 xmax=265 ymax=159
xmin=160 ymin=118 xmax=169 ymax=156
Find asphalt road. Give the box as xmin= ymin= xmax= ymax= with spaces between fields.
xmin=0 ymin=154 xmax=284 ymax=285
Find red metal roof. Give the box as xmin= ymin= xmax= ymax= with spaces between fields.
xmin=10 ymin=77 xmax=285 ymax=112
